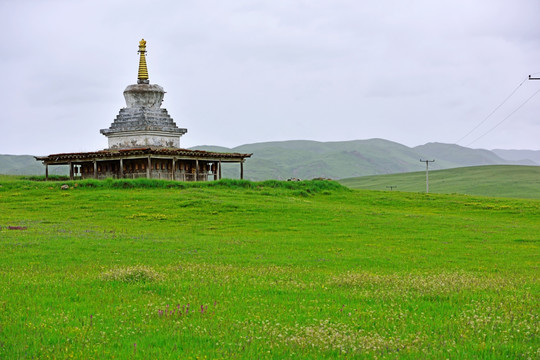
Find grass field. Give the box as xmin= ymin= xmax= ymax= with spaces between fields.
xmin=0 ymin=177 xmax=538 ymax=359
xmin=339 ymin=165 xmax=540 ymax=199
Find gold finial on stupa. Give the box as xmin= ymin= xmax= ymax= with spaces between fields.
xmin=137 ymin=38 xmax=149 ymax=84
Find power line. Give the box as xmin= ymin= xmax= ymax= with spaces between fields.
xmin=466 ymin=87 xmax=540 ymax=147
xmin=455 ymin=77 xmax=528 ymax=144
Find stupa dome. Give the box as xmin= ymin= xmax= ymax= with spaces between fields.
xmin=123 ymin=83 xmax=165 ymax=109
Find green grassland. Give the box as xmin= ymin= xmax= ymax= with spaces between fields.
xmin=339 ymin=165 xmax=540 ymax=199
xmin=0 ymin=177 xmax=538 ymax=359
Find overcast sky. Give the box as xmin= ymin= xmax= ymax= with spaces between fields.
xmin=1 ymin=0 xmax=539 ymax=155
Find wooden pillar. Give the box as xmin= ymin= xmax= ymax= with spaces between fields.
xmin=147 ymin=156 xmax=151 ymax=179
xmin=240 ymin=160 xmax=244 ymax=180
xmin=195 ymin=159 xmax=199 ymax=181
xmin=172 ymin=158 xmax=176 ymax=181
xmin=69 ymin=162 xmax=74 ymax=180
xmin=119 ymin=158 xmax=124 ymax=179
xmin=218 ymin=160 xmax=222 ymax=180
xmin=45 ymin=163 xmax=49 ymax=181
xmin=93 ymin=160 xmax=97 ymax=179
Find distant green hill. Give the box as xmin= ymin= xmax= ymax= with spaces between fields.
xmin=2 ymin=140 xmax=533 ymax=180
xmin=339 ymin=165 xmax=540 ymax=199
xmin=194 ymin=140 xmax=530 ymax=181
xmin=0 ymin=155 xmax=67 ymax=176
xmin=492 ymin=149 xmax=540 ymax=165
xmin=414 ymin=143 xmax=535 ymax=167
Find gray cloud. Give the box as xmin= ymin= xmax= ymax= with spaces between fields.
xmin=1 ymin=0 xmax=539 ymax=155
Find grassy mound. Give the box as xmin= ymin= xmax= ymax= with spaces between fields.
xmin=5 ymin=177 xmax=348 ymax=196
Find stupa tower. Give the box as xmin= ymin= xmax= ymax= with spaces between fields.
xmin=100 ymin=39 xmax=187 ymax=149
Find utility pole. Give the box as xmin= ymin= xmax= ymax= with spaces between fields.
xmin=386 ymin=185 xmax=397 ymax=191
xmin=420 ymin=159 xmax=435 ymax=193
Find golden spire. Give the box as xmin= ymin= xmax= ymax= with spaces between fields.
xmin=137 ymin=39 xmax=149 ymax=84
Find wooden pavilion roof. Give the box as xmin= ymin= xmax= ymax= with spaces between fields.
xmin=35 ymin=147 xmax=252 ymax=165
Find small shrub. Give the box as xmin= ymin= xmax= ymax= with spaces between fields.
xmin=23 ymin=175 xmax=70 ymax=182
xmin=101 ymin=265 xmax=163 ymax=283
xmin=293 ymin=190 xmax=309 ymax=197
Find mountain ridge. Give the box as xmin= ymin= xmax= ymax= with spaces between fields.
xmin=193 ymin=139 xmax=537 ymax=180
xmin=491 ymin=149 xmax=540 ymax=165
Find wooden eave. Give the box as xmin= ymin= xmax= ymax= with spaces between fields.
xmin=35 ymin=147 xmax=252 ymax=165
